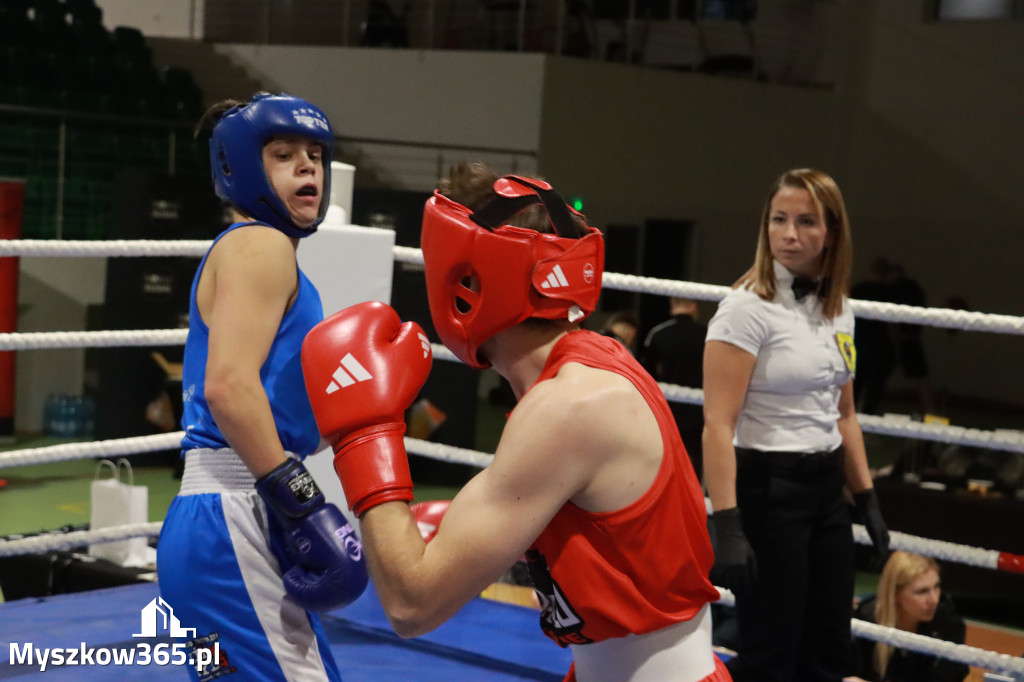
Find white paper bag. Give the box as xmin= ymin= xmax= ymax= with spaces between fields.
xmin=88 ymin=459 xmax=151 ymax=567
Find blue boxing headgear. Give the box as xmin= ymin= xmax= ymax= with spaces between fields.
xmin=210 ymin=93 xmax=333 ymax=238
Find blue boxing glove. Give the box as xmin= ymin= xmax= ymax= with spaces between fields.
xmin=256 ymin=458 xmax=368 ymax=612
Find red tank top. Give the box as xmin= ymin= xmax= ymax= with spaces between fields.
xmin=523 ymin=330 xmax=719 ymax=647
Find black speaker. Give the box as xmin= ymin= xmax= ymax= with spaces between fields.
xmin=592 ymin=0 xmax=630 ymax=19
xmin=351 ymin=187 xmax=430 ymax=248
xmin=92 ymin=171 xmax=225 ymax=451
xmin=601 ymin=224 xmax=642 ymax=313
xmin=638 ymin=218 xmax=694 ymax=339
xmin=0 ymin=551 xmax=153 ymax=600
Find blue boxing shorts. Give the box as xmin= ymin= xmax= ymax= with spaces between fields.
xmin=157 ymin=449 xmax=342 ymax=681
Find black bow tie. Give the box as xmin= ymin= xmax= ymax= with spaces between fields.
xmin=791 ymin=276 xmax=817 ymax=301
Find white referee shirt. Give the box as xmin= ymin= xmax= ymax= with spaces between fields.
xmin=705 ymin=260 xmax=856 ymax=453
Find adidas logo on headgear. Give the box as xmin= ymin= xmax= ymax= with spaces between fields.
xmin=326 ymin=353 xmax=373 ymax=394
xmin=540 ymin=265 xmax=570 ymax=290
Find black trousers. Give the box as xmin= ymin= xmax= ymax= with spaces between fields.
xmin=727 ymin=448 xmax=854 ymax=682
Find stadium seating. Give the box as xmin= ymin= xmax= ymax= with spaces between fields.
xmin=0 ymin=0 xmax=208 ymax=240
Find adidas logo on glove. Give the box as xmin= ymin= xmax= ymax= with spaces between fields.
xmin=325 ymin=354 xmax=373 ymax=394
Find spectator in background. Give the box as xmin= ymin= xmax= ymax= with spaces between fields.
xmin=847 ymin=551 xmax=969 ymax=682
xmin=642 ymin=297 xmax=707 ymax=480
xmin=601 ymin=309 xmax=641 ymax=355
xmin=850 ymin=257 xmax=896 ymax=415
xmin=890 ymin=264 xmax=934 ymax=414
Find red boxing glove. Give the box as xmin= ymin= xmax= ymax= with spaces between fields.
xmin=302 ymin=301 xmax=433 ymax=517
xmin=410 ymin=499 xmax=450 ymax=543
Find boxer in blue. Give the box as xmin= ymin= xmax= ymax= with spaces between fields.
xmin=157 ymin=92 xmax=366 ymax=681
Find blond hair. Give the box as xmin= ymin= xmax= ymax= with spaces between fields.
xmin=737 ymin=168 xmax=853 ymax=319
xmin=872 ymin=551 xmax=941 ymax=674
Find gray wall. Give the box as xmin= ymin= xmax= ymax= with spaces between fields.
xmin=15 ymin=259 xmax=106 ymax=433
xmin=537 ymin=56 xmax=834 ymax=286
xmin=833 ymin=2 xmax=1023 ymax=404
xmin=540 ymin=2 xmax=1024 ymax=404
xmin=216 ymin=45 xmax=546 ymax=151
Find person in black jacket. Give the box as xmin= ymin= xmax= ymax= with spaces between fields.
xmin=850 ymin=257 xmax=896 ymax=415
xmin=848 ymin=551 xmax=969 ymax=682
xmin=642 ymin=297 xmax=707 ymax=480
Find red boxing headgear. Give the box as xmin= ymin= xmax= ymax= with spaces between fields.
xmin=421 ymin=175 xmax=604 ymax=369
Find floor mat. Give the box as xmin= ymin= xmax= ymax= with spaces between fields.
xmin=0 ymin=581 xmax=571 ymax=680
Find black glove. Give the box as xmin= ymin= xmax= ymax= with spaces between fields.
xmin=710 ymin=507 xmax=758 ymax=595
xmin=854 ymin=488 xmax=890 ymax=562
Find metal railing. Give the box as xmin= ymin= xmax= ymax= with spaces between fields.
xmin=0 ymin=104 xmax=198 ymax=240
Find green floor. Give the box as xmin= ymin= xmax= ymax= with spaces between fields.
xmin=0 ymin=447 xmax=174 ymax=539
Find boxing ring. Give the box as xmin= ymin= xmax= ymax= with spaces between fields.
xmin=1 ymin=235 xmax=1024 ymax=680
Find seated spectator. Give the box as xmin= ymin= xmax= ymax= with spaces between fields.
xmin=600 ymin=309 xmax=640 ymax=355
xmin=847 ymin=551 xmax=969 ymax=682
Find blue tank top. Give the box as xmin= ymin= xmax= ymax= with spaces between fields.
xmin=180 ymin=222 xmax=324 ymax=457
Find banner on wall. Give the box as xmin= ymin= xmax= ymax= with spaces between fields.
xmin=0 ymin=179 xmax=26 ymax=442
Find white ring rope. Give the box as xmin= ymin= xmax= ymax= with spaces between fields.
xmin=852 ymin=525 xmax=1002 ymax=571
xmin=2 ymin=239 xmax=1023 ymax=335
xmin=687 ymin=589 xmax=1024 ymax=675
xmin=0 ymin=432 xmax=183 ymax=467
xmin=662 ymin=380 xmax=1024 ymax=455
xmin=0 ymin=523 xmax=163 ymax=558
xmin=399 ymin=247 xmax=1024 ymax=336
xmin=857 ymin=413 xmax=1024 ymax=455
xmin=598 ymin=270 xmax=1024 ymax=336
xmin=1 ymin=328 xmax=1021 ymax=455
xmin=398 ymin=443 xmax=1023 ymax=575
xmin=0 ymin=239 xmax=212 ymax=258
xmin=850 ymin=619 xmax=1024 ymax=676
xmin=402 ymin=436 xmax=494 ymax=468
xmin=427 ymin=342 xmax=460 ymax=364
xmin=662 ymin=381 xmax=1024 ymax=453
xmin=3 ymin=431 xmax=1022 ymax=577
xmin=393 ymin=244 xmax=424 ymax=266
xmin=0 ymin=329 xmax=189 ymax=350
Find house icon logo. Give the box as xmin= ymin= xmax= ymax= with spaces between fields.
xmin=133 ymin=597 xmax=197 ymax=638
